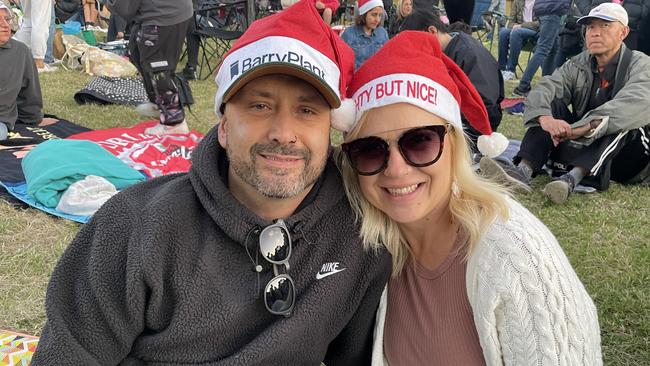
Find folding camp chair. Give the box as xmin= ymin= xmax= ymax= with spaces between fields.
xmin=516 ymin=37 xmax=537 ymax=78
xmin=192 ymin=2 xmax=246 ymax=80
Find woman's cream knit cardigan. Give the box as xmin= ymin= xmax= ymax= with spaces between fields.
xmin=372 ymin=198 xmax=602 ymax=365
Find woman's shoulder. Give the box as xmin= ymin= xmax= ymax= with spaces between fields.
xmin=470 ymin=196 xmax=566 ymax=276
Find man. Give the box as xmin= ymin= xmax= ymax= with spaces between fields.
xmin=401 ymin=9 xmax=504 ymax=153
xmin=30 ymin=0 xmax=391 ymax=364
xmin=498 ymin=0 xmax=539 ymax=81
xmin=512 ymin=0 xmax=570 ymax=96
xmin=482 ymin=3 xmax=650 ymax=204
xmin=0 ymin=3 xmax=44 ymax=141
xmin=107 ymin=0 xmax=192 ymax=136
xmin=577 ymin=0 xmax=650 ymax=51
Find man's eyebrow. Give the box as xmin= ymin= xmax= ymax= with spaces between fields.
xmin=247 ymin=89 xmax=274 ymax=99
xmin=297 ymin=92 xmax=327 ymax=104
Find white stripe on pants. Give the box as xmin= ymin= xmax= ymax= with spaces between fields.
xmin=14 ymin=0 xmax=52 ymax=59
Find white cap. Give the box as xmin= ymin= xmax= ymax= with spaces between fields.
xmin=578 ymin=3 xmax=628 ymax=27
xmin=0 ymin=3 xmax=9 ymax=11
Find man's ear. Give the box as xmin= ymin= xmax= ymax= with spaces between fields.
xmin=620 ymin=25 xmax=630 ymax=41
xmin=217 ymin=115 xmax=228 ymax=149
xmin=427 ymin=26 xmax=438 ymax=35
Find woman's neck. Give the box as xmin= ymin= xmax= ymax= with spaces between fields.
xmin=400 ymin=208 xmax=459 ymax=272
xmin=363 ymin=25 xmax=374 ymax=36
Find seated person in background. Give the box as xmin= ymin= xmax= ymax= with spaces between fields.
xmin=341 ymin=0 xmax=388 ymax=69
xmin=388 ymin=0 xmax=412 ymax=37
xmin=402 ymin=9 xmax=504 ymax=154
xmin=0 ymin=3 xmax=44 ymax=141
xmin=314 ymin=0 xmax=339 ymax=25
xmin=481 ymin=3 xmax=650 ymax=204
xmin=498 ymin=0 xmax=539 ymax=80
xmin=30 ymin=0 xmax=391 ymax=364
xmin=552 ymin=0 xmax=584 ymax=69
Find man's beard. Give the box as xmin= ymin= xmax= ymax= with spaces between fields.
xmin=228 ymin=142 xmax=326 ymax=199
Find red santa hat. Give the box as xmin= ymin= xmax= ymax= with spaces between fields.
xmin=214 ymin=0 xmax=354 ymax=120
xmin=332 ymin=31 xmax=508 ymax=158
xmin=358 ymin=0 xmax=384 ymax=15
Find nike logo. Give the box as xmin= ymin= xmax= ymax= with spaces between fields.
xmin=316 ymin=262 xmax=346 ymax=280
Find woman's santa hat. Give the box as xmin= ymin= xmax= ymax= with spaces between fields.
xmin=358 ymin=0 xmax=384 ymax=15
xmin=332 ymin=31 xmax=508 ymax=158
xmin=214 ymin=0 xmax=354 ymax=118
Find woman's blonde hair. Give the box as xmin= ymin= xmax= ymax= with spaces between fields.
xmin=336 ymin=112 xmax=511 ymax=276
xmin=396 ymin=0 xmax=412 ymax=20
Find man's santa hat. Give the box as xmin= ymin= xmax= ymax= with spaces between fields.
xmin=358 ymin=0 xmax=384 ymax=15
xmin=332 ymin=31 xmax=508 ymax=158
xmin=214 ymin=0 xmax=354 ymax=122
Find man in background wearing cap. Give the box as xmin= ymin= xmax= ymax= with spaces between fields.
xmin=0 ymin=3 xmax=45 ymax=141
xmin=482 ymin=2 xmax=650 ymax=204
xmin=31 ymin=0 xmax=390 ymax=364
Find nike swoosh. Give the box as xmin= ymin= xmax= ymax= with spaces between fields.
xmin=315 ymin=268 xmax=346 ymax=280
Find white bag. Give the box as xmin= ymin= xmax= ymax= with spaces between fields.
xmin=56 ymin=175 xmax=118 ymax=216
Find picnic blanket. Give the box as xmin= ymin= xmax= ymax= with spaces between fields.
xmin=0 ymin=329 xmax=39 ymax=366
xmin=68 ymin=120 xmax=203 ymax=178
xmin=1 ymin=119 xmax=204 ymax=223
xmin=501 ymin=97 xmax=525 ymax=115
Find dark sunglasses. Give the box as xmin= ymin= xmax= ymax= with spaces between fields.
xmin=259 ymin=219 xmax=295 ymax=317
xmin=341 ymin=125 xmax=449 ymax=176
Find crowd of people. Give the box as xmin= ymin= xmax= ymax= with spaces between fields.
xmin=2 ymin=0 xmax=650 ymax=364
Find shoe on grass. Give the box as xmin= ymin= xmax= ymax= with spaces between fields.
xmin=144 ymin=120 xmax=189 ymax=136
xmin=37 ymin=64 xmax=58 ymax=73
xmin=480 ymin=157 xmax=532 ymax=192
xmin=501 ymin=70 xmax=516 ymax=81
xmin=542 ymin=174 xmax=577 ymax=204
xmin=511 ymin=85 xmax=530 ymax=97
xmin=136 ymin=102 xmax=160 ymax=117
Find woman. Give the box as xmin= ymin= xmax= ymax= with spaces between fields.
xmin=333 ymin=31 xmax=602 ymax=365
xmin=388 ymin=0 xmax=412 ymax=37
xmin=340 ymin=0 xmax=388 ymax=69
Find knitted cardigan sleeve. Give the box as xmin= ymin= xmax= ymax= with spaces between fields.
xmin=466 ymin=198 xmax=602 ymax=366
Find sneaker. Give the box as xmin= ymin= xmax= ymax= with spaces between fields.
xmin=501 ymin=70 xmax=516 ymax=81
xmin=144 ymin=120 xmax=190 ymax=136
xmin=136 ymin=102 xmax=160 ymax=117
xmin=511 ymin=85 xmax=530 ymax=97
xmin=181 ymin=65 xmax=198 ymax=81
xmin=542 ymin=174 xmax=576 ymax=204
xmin=47 ymin=59 xmax=62 ymax=66
xmin=37 ymin=64 xmax=58 ymax=73
xmin=480 ymin=157 xmax=532 ymax=192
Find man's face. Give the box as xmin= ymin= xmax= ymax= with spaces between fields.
xmin=585 ymin=19 xmax=629 ymax=57
xmin=0 ymin=9 xmax=11 ymax=45
xmin=218 ymin=74 xmax=331 ymax=200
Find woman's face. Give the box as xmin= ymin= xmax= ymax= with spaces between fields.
xmin=354 ymin=103 xmax=454 ymax=226
xmin=364 ymin=7 xmax=384 ymax=30
xmin=400 ymin=0 xmax=413 ymax=17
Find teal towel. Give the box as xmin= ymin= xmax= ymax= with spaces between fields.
xmin=22 ymin=139 xmax=146 ymax=208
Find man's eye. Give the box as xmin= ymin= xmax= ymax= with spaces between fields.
xmin=253 ymin=103 xmax=270 ymax=110
xmin=300 ymin=107 xmax=316 ymax=115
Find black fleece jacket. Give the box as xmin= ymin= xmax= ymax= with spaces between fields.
xmin=31 ymin=126 xmax=392 ymax=365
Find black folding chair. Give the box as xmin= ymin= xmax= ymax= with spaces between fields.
xmin=192 ymin=1 xmax=246 ymax=80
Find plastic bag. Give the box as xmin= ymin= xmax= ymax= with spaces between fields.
xmin=55 ymin=175 xmax=118 ymax=216
xmin=82 ymin=47 xmax=138 ymax=77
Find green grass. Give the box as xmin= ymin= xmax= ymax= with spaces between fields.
xmin=0 ymin=60 xmax=648 ymax=365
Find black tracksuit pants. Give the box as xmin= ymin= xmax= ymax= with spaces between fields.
xmin=515 ymin=100 xmax=650 ymax=190
xmin=129 ymin=19 xmax=190 ymax=125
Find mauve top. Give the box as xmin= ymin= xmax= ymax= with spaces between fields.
xmin=384 ymin=231 xmax=486 ymax=366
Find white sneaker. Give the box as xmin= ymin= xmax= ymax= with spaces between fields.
xmin=136 ymin=102 xmax=160 ymax=117
xmin=501 ymin=70 xmax=516 ymax=81
xmin=37 ymin=64 xmax=58 ymax=73
xmin=144 ymin=120 xmax=190 ymax=136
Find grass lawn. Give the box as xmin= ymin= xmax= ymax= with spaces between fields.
xmin=0 ymin=60 xmax=648 ymax=364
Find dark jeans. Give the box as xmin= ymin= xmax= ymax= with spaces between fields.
xmin=518 ymin=14 xmax=561 ymax=90
xmin=185 ymin=17 xmax=200 ymax=68
xmin=107 ymin=14 xmax=127 ymax=42
xmin=498 ymin=26 xmax=537 ymax=72
xmin=515 ymin=100 xmax=650 ymax=190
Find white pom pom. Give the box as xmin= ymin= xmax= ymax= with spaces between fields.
xmin=477 ymin=132 xmax=509 ymax=158
xmin=331 ymin=98 xmax=357 ymax=132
